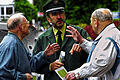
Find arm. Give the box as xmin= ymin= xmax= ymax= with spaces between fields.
xmin=70 ymin=40 xmax=93 ymax=54
xmin=67 ymin=26 xmax=93 ymax=54
xmin=32 ymin=37 xmax=60 ymax=73
xmin=0 ymin=46 xmax=32 ymax=80
xmin=66 ymin=26 xmax=84 ymax=44
xmin=66 ymin=38 xmax=117 ymax=79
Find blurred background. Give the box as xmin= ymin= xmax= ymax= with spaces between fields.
xmin=0 ymin=0 xmax=120 ymax=79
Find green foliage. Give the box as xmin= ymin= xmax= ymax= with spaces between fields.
xmin=33 ymin=0 xmax=119 ymax=27
xmin=1 ymin=18 xmax=7 ymax=22
xmin=15 ymin=0 xmax=38 ymax=23
xmin=34 ymin=0 xmax=48 ymax=12
xmin=65 ymin=0 xmax=118 ymax=25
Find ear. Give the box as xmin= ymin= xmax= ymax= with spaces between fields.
xmin=46 ymin=16 xmax=51 ymax=23
xmin=94 ymin=19 xmax=99 ymax=28
xmin=18 ymin=24 xmax=23 ymax=32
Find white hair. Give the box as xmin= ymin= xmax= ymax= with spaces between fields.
xmin=91 ymin=8 xmax=113 ymax=21
xmin=7 ymin=13 xmax=25 ymax=30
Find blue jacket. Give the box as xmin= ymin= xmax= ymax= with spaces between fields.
xmin=0 ymin=33 xmax=46 ymax=80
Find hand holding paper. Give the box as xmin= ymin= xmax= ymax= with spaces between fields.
xmin=55 ymin=51 xmax=68 ymax=80
xmin=65 ymin=72 xmax=76 ymax=80
xmin=51 ymin=60 xmax=64 ymax=71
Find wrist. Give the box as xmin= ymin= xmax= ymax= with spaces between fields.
xmin=44 ymin=51 xmax=47 ymax=56
xmin=19 ymin=74 xmax=27 ymax=80
xmin=79 ymin=38 xmax=84 ymax=44
xmin=75 ymin=72 xmax=80 ymax=79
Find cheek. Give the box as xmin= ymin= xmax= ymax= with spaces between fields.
xmin=24 ymin=25 xmax=29 ymax=31
xmin=91 ymin=25 xmax=95 ymax=31
xmin=62 ymin=15 xmax=65 ymax=20
xmin=51 ymin=18 xmax=57 ymax=23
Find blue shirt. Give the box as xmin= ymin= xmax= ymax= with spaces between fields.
xmin=0 ymin=33 xmax=46 ymax=80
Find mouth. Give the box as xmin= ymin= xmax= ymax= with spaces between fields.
xmin=57 ymin=20 xmax=63 ymax=24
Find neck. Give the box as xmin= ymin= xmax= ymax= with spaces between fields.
xmin=9 ymin=30 xmax=24 ymax=40
xmin=97 ymin=20 xmax=112 ymax=34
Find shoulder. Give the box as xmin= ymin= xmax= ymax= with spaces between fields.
xmin=67 ymin=24 xmax=86 ymax=32
xmin=0 ymin=35 xmax=18 ymax=52
xmin=67 ymin=24 xmax=82 ymax=29
xmin=38 ymin=27 xmax=53 ymax=39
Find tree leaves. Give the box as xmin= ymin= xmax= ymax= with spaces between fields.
xmin=15 ymin=0 xmax=38 ymax=23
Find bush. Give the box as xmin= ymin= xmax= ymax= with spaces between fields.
xmin=15 ymin=0 xmax=38 ymax=22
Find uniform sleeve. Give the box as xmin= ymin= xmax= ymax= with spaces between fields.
xmin=0 ymin=45 xmax=27 ymax=80
xmin=72 ymin=39 xmax=117 ymax=78
xmin=32 ymin=37 xmax=50 ymax=74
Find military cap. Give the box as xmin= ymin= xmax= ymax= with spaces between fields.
xmin=43 ymin=0 xmax=65 ymax=13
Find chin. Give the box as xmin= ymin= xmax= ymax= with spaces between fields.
xmin=57 ymin=26 xmax=63 ymax=30
xmin=54 ymin=24 xmax=63 ymax=30
xmin=26 ymin=32 xmax=29 ymax=35
xmin=25 ymin=32 xmax=29 ymax=36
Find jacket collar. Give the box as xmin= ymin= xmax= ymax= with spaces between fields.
xmin=46 ymin=24 xmax=70 ymax=49
xmin=95 ymin=23 xmax=115 ymax=41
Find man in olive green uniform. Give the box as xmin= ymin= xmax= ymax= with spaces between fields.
xmin=33 ymin=0 xmax=90 ymax=80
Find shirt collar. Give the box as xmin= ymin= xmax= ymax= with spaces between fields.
xmin=8 ymin=32 xmax=23 ymax=44
xmin=95 ymin=23 xmax=115 ymax=40
xmin=53 ymin=23 xmax=66 ymax=36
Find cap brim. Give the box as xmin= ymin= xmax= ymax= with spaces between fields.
xmin=46 ymin=7 xmax=64 ymax=13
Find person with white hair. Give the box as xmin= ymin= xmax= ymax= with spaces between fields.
xmin=0 ymin=13 xmax=60 ymax=80
xmin=65 ymin=8 xmax=120 ymax=80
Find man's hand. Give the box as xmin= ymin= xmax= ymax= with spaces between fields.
xmin=50 ymin=60 xmax=64 ymax=71
xmin=66 ymin=26 xmax=84 ymax=44
xmin=44 ymin=43 xmax=60 ymax=56
xmin=70 ymin=44 xmax=82 ymax=55
xmin=25 ymin=73 xmax=33 ymax=80
xmin=65 ymin=72 xmax=76 ymax=80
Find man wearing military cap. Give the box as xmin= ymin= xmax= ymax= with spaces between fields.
xmin=33 ymin=0 xmax=90 ymax=80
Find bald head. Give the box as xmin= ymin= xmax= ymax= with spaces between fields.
xmin=91 ymin=8 xmax=113 ymax=22
xmin=7 ymin=13 xmax=25 ymax=30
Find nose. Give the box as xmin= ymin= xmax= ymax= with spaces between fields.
xmin=56 ymin=13 xmax=61 ymax=18
xmin=28 ymin=23 xmax=30 ymax=26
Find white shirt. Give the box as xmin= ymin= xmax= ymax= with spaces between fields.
xmin=72 ymin=23 xmax=120 ymax=80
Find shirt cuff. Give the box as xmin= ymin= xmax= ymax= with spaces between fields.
xmin=49 ymin=63 xmax=52 ymax=71
xmin=18 ymin=74 xmax=27 ymax=80
xmin=75 ymin=72 xmax=80 ymax=79
xmin=79 ymin=39 xmax=92 ymax=53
